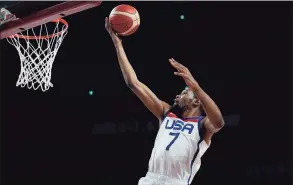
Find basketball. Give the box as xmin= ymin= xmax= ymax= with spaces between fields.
xmin=109 ymin=5 xmax=140 ymax=36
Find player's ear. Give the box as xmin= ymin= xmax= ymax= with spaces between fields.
xmin=192 ymin=98 xmax=200 ymax=107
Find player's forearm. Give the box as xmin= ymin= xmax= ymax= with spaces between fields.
xmin=114 ymin=41 xmax=139 ymax=86
xmin=190 ymin=84 xmax=224 ymax=129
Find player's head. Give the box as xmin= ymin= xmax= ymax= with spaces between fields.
xmin=174 ymin=86 xmax=203 ymax=112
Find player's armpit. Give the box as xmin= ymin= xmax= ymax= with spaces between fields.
xmin=128 ymin=81 xmax=171 ymax=121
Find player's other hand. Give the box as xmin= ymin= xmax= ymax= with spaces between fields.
xmin=105 ymin=17 xmax=121 ymax=45
xmin=169 ymin=58 xmax=199 ymax=89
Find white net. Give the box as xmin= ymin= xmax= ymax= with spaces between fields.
xmin=6 ymin=19 xmax=68 ymax=91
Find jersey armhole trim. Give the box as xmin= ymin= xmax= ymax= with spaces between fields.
xmin=159 ymin=106 xmax=172 ymax=127
xmin=198 ymin=116 xmax=205 ymax=140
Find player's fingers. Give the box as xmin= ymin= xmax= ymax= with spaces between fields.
xmin=105 ymin=18 xmax=115 ymax=35
xmin=105 ymin=17 xmax=110 ymax=28
xmin=171 ymin=58 xmax=178 ymax=63
xmin=169 ymin=59 xmax=183 ymax=70
xmin=170 ymin=63 xmax=183 ymax=72
xmin=171 ymin=58 xmax=180 ymax=65
xmin=171 ymin=58 xmax=186 ymax=71
xmin=170 ymin=58 xmax=179 ymax=66
xmin=169 ymin=59 xmax=176 ymax=65
xmin=174 ymin=72 xmax=187 ymax=78
xmin=171 ymin=58 xmax=188 ymax=71
xmin=105 ymin=17 xmax=109 ymax=25
xmin=169 ymin=59 xmax=179 ymax=68
xmin=172 ymin=58 xmax=188 ymax=70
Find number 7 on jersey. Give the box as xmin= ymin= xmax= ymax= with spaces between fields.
xmin=166 ymin=132 xmax=180 ymax=151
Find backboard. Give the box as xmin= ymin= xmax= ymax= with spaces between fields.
xmin=0 ymin=1 xmax=102 ymax=39
xmin=0 ymin=1 xmax=102 ymax=91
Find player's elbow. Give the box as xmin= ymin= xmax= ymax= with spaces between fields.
xmin=209 ymin=119 xmax=225 ymax=133
xmin=126 ymin=80 xmax=140 ymax=90
xmin=215 ymin=118 xmax=225 ymax=129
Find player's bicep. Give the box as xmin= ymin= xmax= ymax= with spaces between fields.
xmin=129 ymin=81 xmax=170 ymax=120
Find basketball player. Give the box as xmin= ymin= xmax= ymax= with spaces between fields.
xmin=105 ymin=17 xmax=225 ymax=185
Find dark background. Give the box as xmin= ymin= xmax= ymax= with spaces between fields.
xmin=1 ymin=1 xmax=292 ymax=185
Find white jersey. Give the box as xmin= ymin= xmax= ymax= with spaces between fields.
xmin=141 ymin=112 xmax=210 ymax=185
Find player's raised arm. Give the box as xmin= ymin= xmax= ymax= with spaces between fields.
xmin=105 ymin=17 xmax=171 ymax=122
xmin=169 ymin=58 xmax=225 ymax=133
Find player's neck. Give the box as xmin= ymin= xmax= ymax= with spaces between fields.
xmin=181 ymin=107 xmax=201 ymax=119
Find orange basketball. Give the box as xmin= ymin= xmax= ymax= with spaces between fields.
xmin=109 ymin=5 xmax=140 ymax=36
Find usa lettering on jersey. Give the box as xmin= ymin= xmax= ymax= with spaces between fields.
xmin=162 ymin=114 xmax=198 ymax=151
xmin=165 ymin=118 xmax=194 ymax=134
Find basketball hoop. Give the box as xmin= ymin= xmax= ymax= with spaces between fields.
xmin=6 ymin=18 xmax=68 ymax=91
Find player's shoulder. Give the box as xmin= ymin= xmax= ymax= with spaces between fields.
xmin=158 ymin=111 xmax=177 ymax=126
xmin=166 ymin=112 xmax=177 ymax=118
xmin=158 ymin=101 xmax=172 ymax=120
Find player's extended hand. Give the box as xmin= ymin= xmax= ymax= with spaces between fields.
xmin=105 ymin=17 xmax=121 ymax=44
xmin=169 ymin=58 xmax=199 ymax=89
